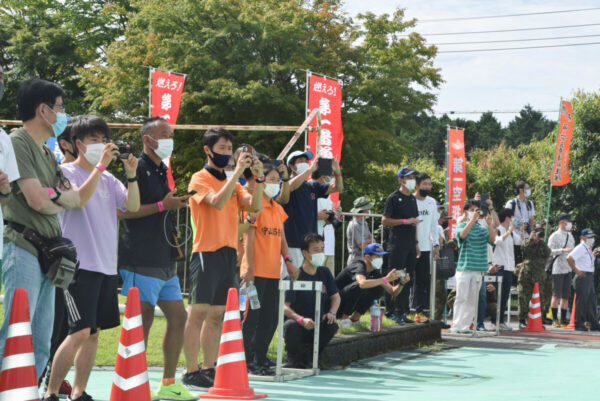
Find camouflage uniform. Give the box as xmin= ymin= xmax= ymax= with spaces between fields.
xmin=434 ymin=279 xmax=448 ymax=320
xmin=518 ymin=237 xmax=551 ymax=321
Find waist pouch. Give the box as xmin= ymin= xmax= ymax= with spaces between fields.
xmin=7 ymin=221 xmax=79 ymax=289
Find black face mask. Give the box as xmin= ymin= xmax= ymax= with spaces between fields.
xmin=419 ymin=189 xmax=431 ymax=197
xmin=442 ymin=221 xmax=449 ymax=229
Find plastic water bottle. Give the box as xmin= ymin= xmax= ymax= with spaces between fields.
xmin=239 ymin=285 xmax=248 ymax=311
xmin=248 ymin=281 xmax=261 ymax=310
xmin=370 ymin=300 xmax=381 ymax=332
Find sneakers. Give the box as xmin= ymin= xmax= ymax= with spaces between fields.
xmin=476 ymin=324 xmax=486 ymax=332
xmin=67 ymin=392 xmax=94 ymax=401
xmin=157 ymin=381 xmax=198 ymax=400
xmin=181 ymin=368 xmax=214 ymax=391
xmin=519 ymin=319 xmax=527 ymax=330
xmin=499 ymin=322 xmax=512 ymax=331
xmin=449 ymin=328 xmax=472 ymax=334
xmin=43 ymin=395 xmax=60 ymax=401
xmin=552 ymin=319 xmax=561 ymax=328
xmin=542 ymin=317 xmax=553 ymax=326
xmin=414 ymin=313 xmax=429 ymax=323
xmin=440 ymin=322 xmax=451 ymax=329
xmin=339 ymin=318 xmax=353 ymax=328
xmin=385 ymin=313 xmax=404 ymax=325
xmin=151 ymin=390 xmax=160 ymax=401
xmin=398 ymin=314 xmax=415 ymax=324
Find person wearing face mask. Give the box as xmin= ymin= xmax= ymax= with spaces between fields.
xmin=183 ymin=128 xmax=263 ymax=390
xmin=0 ymin=79 xmax=89 ymax=383
xmin=506 ymin=180 xmax=536 ymax=266
xmin=42 ymin=116 xmax=141 ymax=401
xmin=547 ymin=214 xmax=576 ymax=327
xmin=283 ymin=233 xmax=340 ymax=369
xmin=240 ymin=160 xmax=298 ymax=376
xmin=490 ymin=208 xmax=515 ymax=331
xmin=315 ymin=172 xmax=338 ymax=276
xmin=382 ymin=166 xmax=421 ymax=325
xmin=346 ymin=196 xmax=374 ymax=264
xmin=450 ymin=200 xmax=496 ymax=334
xmin=282 ymin=150 xmax=343 ymax=271
xmin=117 ymin=116 xmax=197 ymax=399
xmin=335 ymin=243 xmax=410 ymax=327
xmin=567 ymin=229 xmax=600 ymax=332
xmin=56 ymin=117 xmax=81 ymax=163
xmin=517 ymin=223 xmax=551 ymax=329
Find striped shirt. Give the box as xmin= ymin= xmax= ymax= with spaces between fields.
xmin=456 ymin=221 xmax=490 ymax=271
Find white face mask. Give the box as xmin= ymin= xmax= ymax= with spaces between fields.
xmin=565 ymin=222 xmax=572 ymax=231
xmin=153 ymin=138 xmax=174 ymax=159
xmin=295 ymin=162 xmax=309 ymax=175
xmin=82 ymin=143 xmax=105 ymax=166
xmin=525 ymin=189 xmax=531 ymax=198
xmin=225 ymin=170 xmax=234 ymax=178
xmin=404 ymin=179 xmax=416 ymax=191
xmin=309 ymin=252 xmax=325 ymax=267
xmin=264 ymin=183 xmax=280 ymax=198
xmin=371 ymin=257 xmax=383 ymax=270
xmin=478 ymin=218 xmax=487 ymax=228
xmin=467 ymin=211 xmax=475 ymax=221
xmin=586 ymin=238 xmax=595 ymax=247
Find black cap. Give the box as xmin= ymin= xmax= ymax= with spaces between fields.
xmin=557 ymin=213 xmax=573 ymax=222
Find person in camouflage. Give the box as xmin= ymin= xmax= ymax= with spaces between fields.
xmin=518 ymin=224 xmax=551 ymax=328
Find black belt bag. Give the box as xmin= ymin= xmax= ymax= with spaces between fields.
xmin=6 ymin=221 xmax=79 ymax=289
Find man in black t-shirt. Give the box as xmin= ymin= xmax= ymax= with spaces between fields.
xmin=283 ymin=233 xmax=340 ymax=368
xmin=382 ymin=166 xmax=421 ymax=324
xmin=335 ymin=243 xmax=409 ymax=327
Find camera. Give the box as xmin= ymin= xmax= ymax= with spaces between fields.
xmin=326 ymin=211 xmax=343 ymax=230
xmin=117 ymin=144 xmax=131 ymax=159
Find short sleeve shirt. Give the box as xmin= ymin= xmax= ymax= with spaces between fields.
xmin=383 ymin=190 xmax=418 ymax=248
xmin=505 ymin=198 xmax=536 ymax=245
xmin=568 ymin=243 xmax=595 ymax=273
xmin=285 ymin=266 xmax=339 ymax=320
xmin=59 ymin=164 xmax=127 ymax=275
xmin=3 ymin=128 xmax=62 ymax=255
xmin=240 ymin=197 xmax=288 ymax=279
xmin=335 ymin=260 xmax=382 ymax=290
xmin=283 ymin=181 xmax=329 ymax=248
xmin=119 ymin=153 xmax=174 ymax=273
xmin=189 ymin=167 xmax=248 ymax=253
xmin=0 ymin=128 xmax=20 ymax=256
xmin=456 ymin=221 xmax=490 ymax=271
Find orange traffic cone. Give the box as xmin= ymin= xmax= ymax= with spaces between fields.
xmin=0 ymin=288 xmax=39 ymax=401
xmin=567 ymin=294 xmax=577 ymax=329
xmin=200 ymin=288 xmax=266 ymax=400
xmin=522 ymin=282 xmax=545 ymax=332
xmin=110 ymin=287 xmax=151 ymax=401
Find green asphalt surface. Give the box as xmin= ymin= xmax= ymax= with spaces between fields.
xmin=60 ymin=343 xmax=600 ymax=401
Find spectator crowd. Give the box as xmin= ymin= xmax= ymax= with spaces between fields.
xmin=0 ymin=76 xmax=598 ymax=401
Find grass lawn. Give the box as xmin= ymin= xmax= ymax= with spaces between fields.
xmin=0 ymin=294 xmax=395 ymax=366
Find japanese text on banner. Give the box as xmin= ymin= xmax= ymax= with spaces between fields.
xmin=551 ymin=101 xmax=573 ymax=186
xmin=447 ymin=128 xmax=466 ymax=239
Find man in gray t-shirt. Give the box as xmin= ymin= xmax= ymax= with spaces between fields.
xmin=346 ymin=196 xmax=373 ymax=264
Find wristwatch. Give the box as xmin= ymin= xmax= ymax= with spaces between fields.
xmin=49 ymin=187 xmax=62 ymax=202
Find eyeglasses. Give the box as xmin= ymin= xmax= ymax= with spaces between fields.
xmin=56 ymin=170 xmax=72 ymax=190
xmin=46 ymin=103 xmax=66 ymax=113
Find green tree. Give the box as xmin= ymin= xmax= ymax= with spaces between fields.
xmin=505 ymin=104 xmax=556 ymax=147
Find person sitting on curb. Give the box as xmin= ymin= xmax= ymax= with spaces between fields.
xmin=335 ymin=243 xmax=410 ymax=327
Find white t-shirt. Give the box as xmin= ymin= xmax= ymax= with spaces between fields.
xmin=505 ymin=197 xmax=536 ymax=246
xmin=568 ymin=242 xmax=595 ymax=273
xmin=0 ymin=129 xmax=21 ymax=256
xmin=317 ymin=197 xmax=335 ymax=256
xmin=416 ymin=196 xmax=439 ymax=252
xmin=493 ymin=225 xmax=515 ymax=271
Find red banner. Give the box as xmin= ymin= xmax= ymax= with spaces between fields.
xmin=307 ymin=74 xmax=343 ymax=203
xmin=551 ymin=101 xmax=573 ymax=186
xmin=447 ymin=128 xmax=466 ymax=239
xmin=151 ymin=70 xmax=186 ymax=190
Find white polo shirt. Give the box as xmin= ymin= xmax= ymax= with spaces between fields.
xmin=568 ymin=242 xmax=595 ymax=273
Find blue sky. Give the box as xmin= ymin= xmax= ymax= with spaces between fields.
xmin=342 ymin=0 xmax=600 ymax=125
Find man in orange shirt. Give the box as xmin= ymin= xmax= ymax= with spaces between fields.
xmin=182 ymin=128 xmax=263 ymax=390
xmin=240 ymin=159 xmax=299 ymax=376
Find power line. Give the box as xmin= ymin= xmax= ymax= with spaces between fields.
xmin=417 ymin=7 xmax=600 ymax=22
xmin=432 ymin=33 xmax=600 ymax=46
xmin=434 ymin=110 xmax=556 ymax=115
xmin=415 ymin=22 xmax=600 ymax=36
xmin=437 ymin=41 xmax=600 ymax=53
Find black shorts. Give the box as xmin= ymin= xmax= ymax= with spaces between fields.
xmin=189 ymin=247 xmax=238 ymax=306
xmin=552 ymin=273 xmax=572 ymax=299
xmin=65 ymin=269 xmax=120 ymax=335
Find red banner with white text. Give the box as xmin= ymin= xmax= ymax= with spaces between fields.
xmin=307 ymin=74 xmax=343 ymax=203
xmin=151 ymin=70 xmax=186 ymax=190
xmin=447 ymin=128 xmax=466 ymax=239
xmin=551 ymin=100 xmax=573 ymax=186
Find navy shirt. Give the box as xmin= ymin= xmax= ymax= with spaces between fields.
xmin=285 ymin=266 xmax=339 ymax=320
xmin=283 ymin=181 xmax=329 ymax=248
xmin=383 ymin=189 xmax=419 ymax=248
xmin=119 ymin=152 xmax=175 ymax=278
xmin=335 ymin=260 xmax=382 ymax=290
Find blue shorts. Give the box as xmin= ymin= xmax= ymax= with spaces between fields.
xmin=120 ymin=269 xmax=183 ymax=306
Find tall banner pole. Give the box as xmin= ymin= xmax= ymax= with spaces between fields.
xmin=305 ymin=70 xmax=310 ymax=151
xmin=445 ymin=126 xmax=449 ymax=213
xmin=148 ymin=68 xmax=154 ymax=118
xmin=543 ymin=98 xmax=563 ymax=241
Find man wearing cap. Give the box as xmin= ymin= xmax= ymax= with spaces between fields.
xmin=335 ymin=243 xmax=410 ymax=327
xmin=282 ymin=151 xmax=343 ymax=269
xmin=548 ymin=214 xmax=576 ymax=326
xmin=346 ymin=196 xmax=374 ymax=264
xmin=567 ymin=229 xmax=600 ymax=331
xmin=517 ymin=223 xmax=551 ymax=329
xmin=382 ymin=166 xmax=420 ymax=324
